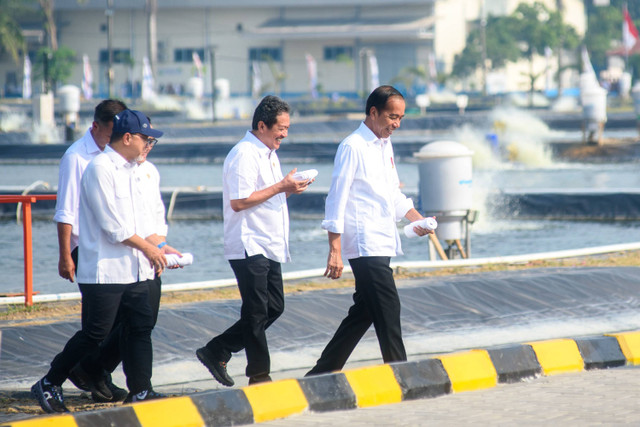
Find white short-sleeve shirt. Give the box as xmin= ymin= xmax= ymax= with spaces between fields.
xmin=77 ymin=149 xmax=156 ymax=284
xmin=53 ymin=128 xmax=102 ymax=251
xmin=223 ymin=131 xmax=290 ymax=263
xmin=322 ymin=122 xmax=414 ymax=260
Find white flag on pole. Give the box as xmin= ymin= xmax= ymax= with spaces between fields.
xmin=252 ymin=61 xmax=262 ymax=98
xmin=142 ymin=56 xmax=156 ymax=101
xmin=81 ymin=54 xmax=93 ymax=100
xmin=427 ymin=52 xmax=438 ymax=94
xmin=368 ymin=53 xmax=380 ymax=90
xmin=305 ymin=53 xmax=318 ymax=99
xmin=22 ymin=55 xmax=32 ymax=100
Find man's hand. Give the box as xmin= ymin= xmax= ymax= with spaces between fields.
xmin=58 ymin=253 xmax=75 ymax=283
xmin=282 ymin=169 xmax=313 ymax=195
xmin=324 ymin=232 xmax=343 ymax=280
xmin=324 ymin=249 xmax=344 ymax=280
xmin=142 ymin=245 xmax=167 ymax=276
xmin=161 ymin=244 xmax=183 ymax=269
xmin=411 ymin=219 xmax=435 ymax=237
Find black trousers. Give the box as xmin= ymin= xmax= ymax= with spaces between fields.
xmin=307 ymin=256 xmax=406 ymax=375
xmin=205 ymin=254 xmax=284 ymax=378
xmin=91 ymin=274 xmax=162 ymax=375
xmin=72 ymin=248 xmax=162 ymax=378
xmin=46 ymin=279 xmax=155 ymax=394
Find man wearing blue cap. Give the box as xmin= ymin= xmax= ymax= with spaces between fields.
xmin=32 ymin=110 xmax=169 ymax=413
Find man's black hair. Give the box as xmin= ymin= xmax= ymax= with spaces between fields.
xmin=365 ymin=86 xmax=404 ymax=116
xmin=94 ymin=99 xmax=127 ymax=125
xmin=252 ymin=95 xmax=290 ymax=130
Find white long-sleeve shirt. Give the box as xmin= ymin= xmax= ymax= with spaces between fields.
xmin=322 ymin=122 xmax=414 ymax=260
xmin=134 ymin=160 xmax=168 ymax=238
xmin=77 ymin=149 xmax=156 ymax=284
xmin=223 ymin=131 xmax=290 ymax=263
xmin=53 ymin=128 xmax=102 ymax=251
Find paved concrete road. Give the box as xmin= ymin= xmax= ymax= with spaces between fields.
xmin=263 ymin=366 xmax=640 ymax=426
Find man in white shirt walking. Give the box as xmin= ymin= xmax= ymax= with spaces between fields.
xmin=32 ymin=110 xmax=168 ymax=413
xmin=53 ymin=99 xmax=129 ymax=401
xmin=306 ymin=86 xmax=432 ymax=376
xmin=196 ymin=95 xmax=312 ymax=386
xmin=55 ymin=99 xmax=127 ymax=283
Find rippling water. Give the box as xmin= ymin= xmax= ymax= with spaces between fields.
xmin=2 ymin=159 xmax=640 ymax=296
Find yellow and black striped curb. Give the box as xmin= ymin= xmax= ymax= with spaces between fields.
xmin=5 ymin=330 xmax=640 ymax=426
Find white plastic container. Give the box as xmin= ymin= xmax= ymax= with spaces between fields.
xmin=581 ymin=85 xmax=607 ymax=122
xmin=413 ymin=141 xmax=473 ymax=240
xmin=57 ymin=85 xmax=81 ymax=114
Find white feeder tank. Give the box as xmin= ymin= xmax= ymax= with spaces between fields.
xmin=413 ymin=140 xmax=473 ymax=242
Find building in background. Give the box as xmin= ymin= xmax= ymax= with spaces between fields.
xmin=0 ymin=0 xmax=586 ymax=101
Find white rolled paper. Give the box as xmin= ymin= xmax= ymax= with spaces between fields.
xmin=292 ymin=169 xmax=318 ymax=181
xmin=403 ymin=217 xmax=438 ymax=238
xmin=165 ymin=253 xmax=194 ymax=268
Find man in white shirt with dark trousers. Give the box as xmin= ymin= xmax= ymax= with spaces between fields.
xmin=306 ymin=85 xmax=433 ymax=376
xmin=196 ymin=95 xmax=312 ymax=386
xmin=53 ymin=99 xmax=129 ymax=401
xmin=32 ymin=110 xmax=169 ymax=413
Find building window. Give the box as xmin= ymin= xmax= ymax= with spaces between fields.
xmin=174 ymin=48 xmax=205 ymax=63
xmin=249 ymin=47 xmax=282 ymax=62
xmin=98 ymin=49 xmax=132 ymax=64
xmin=324 ymin=46 xmax=353 ymax=61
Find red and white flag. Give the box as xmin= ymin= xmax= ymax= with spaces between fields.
xmin=192 ymin=51 xmax=203 ymax=78
xmin=623 ymin=5 xmax=639 ymax=52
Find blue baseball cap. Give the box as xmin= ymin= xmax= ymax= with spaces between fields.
xmin=112 ymin=109 xmax=163 ymax=138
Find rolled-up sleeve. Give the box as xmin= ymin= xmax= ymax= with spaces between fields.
xmin=82 ymin=164 xmax=134 ymax=244
xmin=54 ymin=153 xmax=81 ymax=225
xmin=322 ymin=143 xmax=357 ymax=234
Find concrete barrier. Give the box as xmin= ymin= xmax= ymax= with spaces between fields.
xmin=8 ymin=330 xmax=640 ymax=426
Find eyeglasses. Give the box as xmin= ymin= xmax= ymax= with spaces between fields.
xmin=134 ymin=133 xmax=158 ymax=148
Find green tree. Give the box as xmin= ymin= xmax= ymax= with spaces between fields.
xmin=584 ymin=1 xmax=640 ymax=80
xmin=33 ymin=46 xmax=76 ymax=92
xmin=512 ymin=2 xmax=579 ymax=105
xmin=0 ymin=0 xmax=31 ymax=64
xmin=390 ymin=65 xmax=427 ymax=96
xmin=451 ymin=15 xmax=521 ymax=80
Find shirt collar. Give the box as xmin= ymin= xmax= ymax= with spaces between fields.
xmin=358 ymin=121 xmax=389 ymax=147
xmin=245 ymin=130 xmax=275 ymax=158
xmin=105 ymin=146 xmax=137 ymax=172
xmin=84 ymin=128 xmax=103 ymax=155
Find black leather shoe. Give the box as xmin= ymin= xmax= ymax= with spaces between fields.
xmin=68 ymin=363 xmax=113 ymax=401
xmin=248 ymin=374 xmax=272 ymax=385
xmin=92 ymin=373 xmax=128 ymax=403
xmin=196 ymin=347 xmax=234 ymax=387
xmin=68 ymin=363 xmax=91 ymax=392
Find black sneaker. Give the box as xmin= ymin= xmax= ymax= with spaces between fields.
xmin=124 ymin=389 xmax=167 ymax=404
xmin=68 ymin=363 xmax=113 ymax=402
xmin=92 ymin=373 xmax=128 ymax=403
xmin=196 ymin=347 xmax=234 ymax=387
xmin=248 ymin=374 xmax=272 ymax=385
xmin=31 ymin=378 xmax=69 ymax=413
